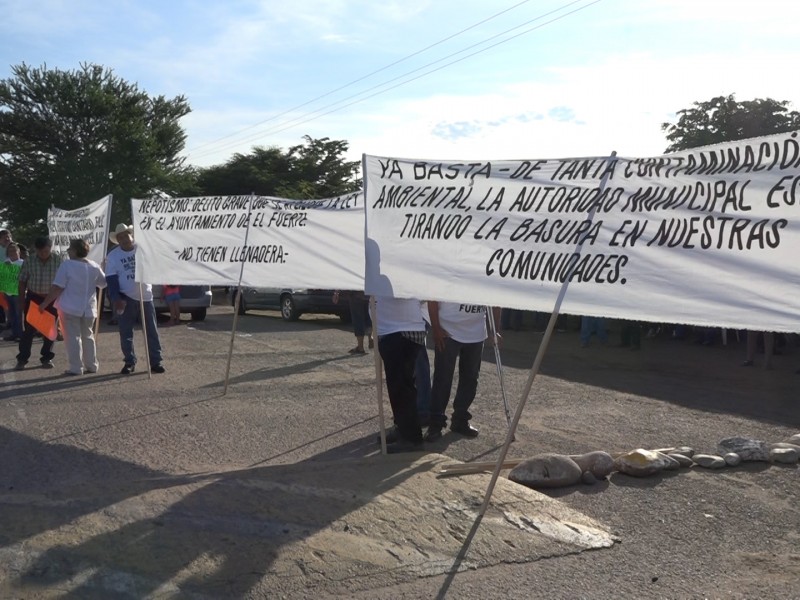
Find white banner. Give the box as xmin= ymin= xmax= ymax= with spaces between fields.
xmin=364 ymin=131 xmax=800 ymax=333
xmin=47 ymin=195 xmax=112 ymax=264
xmin=132 ymin=192 xmax=364 ymax=290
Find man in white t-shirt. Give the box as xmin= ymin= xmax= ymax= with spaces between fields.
xmin=425 ymin=302 xmax=501 ymax=441
xmin=105 ymin=224 xmax=164 ymax=375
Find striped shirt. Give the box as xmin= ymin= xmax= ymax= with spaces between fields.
xmin=18 ymin=253 xmax=62 ymax=295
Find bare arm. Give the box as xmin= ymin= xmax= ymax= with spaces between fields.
xmin=428 ymin=301 xmax=448 ymax=352
xmin=39 ymin=284 xmax=64 ymax=312
xmin=488 ymin=306 xmax=503 ymax=347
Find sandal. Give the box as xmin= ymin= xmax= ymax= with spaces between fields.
xmin=348 ymin=347 xmax=366 ymax=354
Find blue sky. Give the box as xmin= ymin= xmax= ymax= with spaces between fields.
xmin=2 ymin=0 xmax=798 ymax=168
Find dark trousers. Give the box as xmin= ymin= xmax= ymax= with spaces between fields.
xmin=430 ymin=337 xmax=484 ymax=428
xmin=378 ymin=332 xmax=423 ymax=442
xmin=16 ymin=292 xmax=56 ymax=365
xmin=349 ymin=296 xmax=371 ymax=337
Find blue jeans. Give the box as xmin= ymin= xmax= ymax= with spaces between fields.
xmin=117 ymin=296 xmax=163 ymax=367
xmin=429 ymin=338 xmax=484 ymax=428
xmin=580 ymin=316 xmax=608 ymax=345
xmin=5 ymin=294 xmax=23 ymax=338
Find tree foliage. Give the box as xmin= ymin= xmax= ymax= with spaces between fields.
xmin=0 ymin=63 xmax=192 ymax=234
xmin=662 ymin=94 xmax=800 ymax=152
xmin=196 ymin=135 xmax=361 ymax=198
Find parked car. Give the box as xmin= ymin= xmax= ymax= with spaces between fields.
xmin=230 ymin=287 xmax=350 ymax=322
xmin=152 ymin=285 xmax=213 ymax=321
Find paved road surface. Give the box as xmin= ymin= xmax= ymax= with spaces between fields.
xmin=1 ymin=303 xmax=798 ymax=598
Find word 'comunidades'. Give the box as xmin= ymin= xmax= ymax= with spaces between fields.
xmin=487 ymin=249 xmax=628 ymax=284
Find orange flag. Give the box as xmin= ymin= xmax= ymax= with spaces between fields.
xmin=26 ymin=300 xmax=58 ymax=341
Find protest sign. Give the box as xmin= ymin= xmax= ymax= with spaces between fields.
xmin=132 ymin=192 xmax=365 ymax=290
xmin=48 ymin=195 xmax=112 ymax=264
xmin=0 ymin=262 xmax=21 ymax=295
xmin=364 ymin=131 xmax=800 ymax=332
xmin=26 ymin=300 xmax=58 ymax=341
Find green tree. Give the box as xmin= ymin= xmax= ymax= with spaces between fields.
xmin=0 ymin=63 xmax=192 ymax=236
xmin=662 ymin=94 xmax=800 ymax=152
xmin=196 ymin=135 xmax=361 ymax=198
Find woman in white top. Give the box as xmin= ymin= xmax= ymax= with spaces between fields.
xmin=39 ymin=239 xmax=107 ymax=375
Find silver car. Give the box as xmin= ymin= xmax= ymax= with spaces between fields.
xmin=230 ymin=287 xmax=350 ymax=322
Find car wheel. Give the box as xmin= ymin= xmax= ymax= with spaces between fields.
xmin=280 ymin=294 xmax=300 ymax=321
xmin=233 ymin=291 xmax=247 ymax=315
xmin=190 ymin=308 xmax=207 ymax=321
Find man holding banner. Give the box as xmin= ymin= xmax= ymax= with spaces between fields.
xmin=375 ymin=296 xmax=427 ymax=453
xmin=425 ymin=302 xmax=500 ymax=441
xmin=15 ymin=237 xmax=61 ymax=370
xmin=105 ymin=224 xmax=165 ymax=375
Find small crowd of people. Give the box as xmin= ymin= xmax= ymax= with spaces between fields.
xmin=331 ymin=298 xmax=797 ymax=453
xmin=1 ymin=224 xmax=172 ymax=376
xmin=333 ymin=291 xmax=501 ymax=454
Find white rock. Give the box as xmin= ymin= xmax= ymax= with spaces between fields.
xmin=770 ymin=447 xmax=799 ymax=464
xmin=614 ymin=449 xmax=673 ymax=477
xmin=783 ymin=433 xmax=800 ymax=445
xmin=717 ymin=437 xmax=770 ymax=462
xmin=693 ymin=454 xmax=727 ymax=469
xmin=509 ymin=454 xmax=583 ymax=488
xmin=723 ymin=453 xmax=742 ymax=467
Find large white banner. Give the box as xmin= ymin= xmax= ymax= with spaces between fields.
xmin=364 ymin=131 xmax=800 ymax=332
xmin=47 ymin=195 xmax=112 ymax=264
xmin=132 ymin=192 xmax=364 ymax=290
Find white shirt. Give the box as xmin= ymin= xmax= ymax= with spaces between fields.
xmin=105 ymin=243 xmax=153 ymax=301
xmin=375 ymin=296 xmax=426 ymax=336
xmin=52 ymin=259 xmax=107 ymax=318
xmin=436 ymin=302 xmax=487 ymax=344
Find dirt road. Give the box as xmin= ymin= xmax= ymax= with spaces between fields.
xmin=1 ymin=303 xmax=797 ymax=598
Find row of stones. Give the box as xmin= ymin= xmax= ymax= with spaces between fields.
xmin=508 ymin=434 xmax=800 ymax=489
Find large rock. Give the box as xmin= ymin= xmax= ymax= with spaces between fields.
xmin=569 ymin=451 xmax=615 ymax=479
xmin=508 ymin=454 xmax=583 ymax=488
xmin=613 ymin=449 xmax=673 ymax=477
xmin=717 ymin=437 xmax=770 ymax=462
